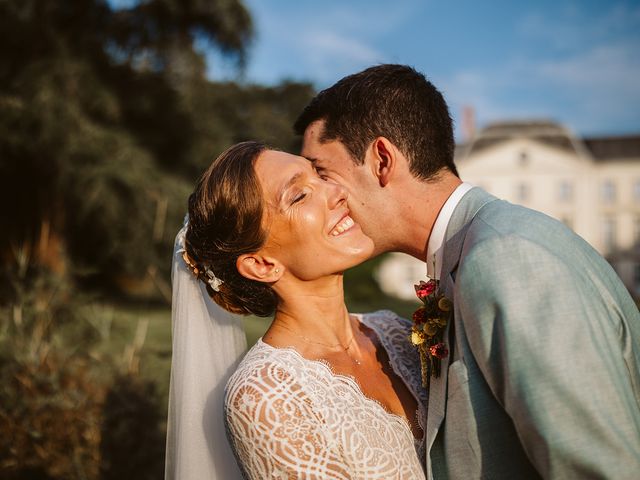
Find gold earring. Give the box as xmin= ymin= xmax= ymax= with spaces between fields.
xmin=275 ymin=268 xmax=280 ymax=274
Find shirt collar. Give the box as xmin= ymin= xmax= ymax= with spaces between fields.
xmin=426 ymin=182 xmax=474 ymax=279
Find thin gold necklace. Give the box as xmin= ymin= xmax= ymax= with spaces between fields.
xmin=274 ymin=322 xmax=362 ymax=365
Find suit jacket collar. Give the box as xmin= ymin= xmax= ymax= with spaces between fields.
xmin=425 ymin=187 xmax=498 ymax=479
xmin=441 ymin=187 xmax=498 ymax=280
xmin=426 ymin=182 xmax=475 ymax=279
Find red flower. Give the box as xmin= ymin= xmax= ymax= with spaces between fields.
xmin=415 ymin=279 xmax=437 ymax=300
xmin=429 ymin=342 xmax=449 ymax=359
xmin=412 ymin=306 xmax=428 ymax=325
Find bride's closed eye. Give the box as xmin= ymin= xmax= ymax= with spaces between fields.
xmin=291 ymin=191 xmax=307 ymax=205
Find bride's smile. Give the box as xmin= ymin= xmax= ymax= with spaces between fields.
xmin=329 ymin=213 xmax=355 ymax=236
xmin=253 ymin=150 xmax=374 ymax=281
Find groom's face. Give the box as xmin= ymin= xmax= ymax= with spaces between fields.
xmin=301 ymin=121 xmax=376 ymax=247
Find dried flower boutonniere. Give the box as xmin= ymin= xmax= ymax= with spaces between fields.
xmin=410 ymin=279 xmax=452 ymax=386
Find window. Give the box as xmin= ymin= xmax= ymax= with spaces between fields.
xmin=602 ymin=216 xmax=616 ymax=252
xmin=516 ymin=183 xmax=529 ymax=202
xmin=634 ymin=180 xmax=640 ymax=202
xmin=559 ymin=181 xmax=573 ymax=202
xmin=602 ymin=180 xmax=616 ymax=204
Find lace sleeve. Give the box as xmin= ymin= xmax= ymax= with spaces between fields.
xmin=225 ymin=361 xmax=352 ymax=480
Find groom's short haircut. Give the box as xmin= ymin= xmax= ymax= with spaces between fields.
xmin=294 ymin=64 xmax=458 ymax=179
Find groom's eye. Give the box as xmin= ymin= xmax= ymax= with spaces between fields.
xmin=314 ymin=166 xmax=329 ymax=180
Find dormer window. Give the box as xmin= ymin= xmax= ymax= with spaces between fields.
xmin=519 ymin=151 xmax=529 ymax=167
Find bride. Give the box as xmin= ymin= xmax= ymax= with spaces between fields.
xmin=165 ymin=141 xmax=427 ymax=479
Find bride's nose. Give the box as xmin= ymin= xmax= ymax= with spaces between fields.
xmin=326 ymin=179 xmax=349 ymax=209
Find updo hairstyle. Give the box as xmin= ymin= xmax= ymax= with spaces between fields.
xmin=184 ymin=141 xmax=277 ymax=317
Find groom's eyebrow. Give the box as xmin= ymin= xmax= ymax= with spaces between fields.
xmin=304 ymin=157 xmax=328 ymax=172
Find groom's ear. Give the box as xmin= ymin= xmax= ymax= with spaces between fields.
xmin=368 ymin=137 xmax=397 ymax=187
xmin=236 ymin=253 xmax=283 ymax=284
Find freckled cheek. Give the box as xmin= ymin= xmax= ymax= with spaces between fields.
xmin=299 ymin=208 xmax=323 ymax=229
xmin=269 ymin=211 xmax=325 ymax=249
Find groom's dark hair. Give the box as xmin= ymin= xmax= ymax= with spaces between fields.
xmin=294 ymin=64 xmax=458 ymax=179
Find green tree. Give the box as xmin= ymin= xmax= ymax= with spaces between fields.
xmin=0 ymin=0 xmax=255 ymax=294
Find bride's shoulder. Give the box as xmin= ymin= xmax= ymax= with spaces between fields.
xmin=223 ymin=341 xmax=327 ymax=435
xmin=224 ymin=341 xmax=307 ymax=408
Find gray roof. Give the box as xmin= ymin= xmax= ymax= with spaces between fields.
xmin=479 ymin=120 xmax=568 ymax=137
xmin=583 ymin=136 xmax=640 ymax=161
xmin=456 ymin=120 xmax=640 ymax=162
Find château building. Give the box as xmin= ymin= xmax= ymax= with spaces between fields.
xmin=376 ymin=120 xmax=640 ymax=301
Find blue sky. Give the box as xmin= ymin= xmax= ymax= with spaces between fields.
xmin=203 ymin=0 xmax=640 ymax=140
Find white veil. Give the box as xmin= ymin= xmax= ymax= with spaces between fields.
xmin=165 ymin=220 xmax=247 ymax=480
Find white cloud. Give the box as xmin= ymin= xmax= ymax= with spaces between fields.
xmin=303 ymin=31 xmax=381 ymax=64
xmin=536 ymin=43 xmax=640 ymax=95
xmin=294 ymin=30 xmax=387 ymax=84
xmin=534 ymin=42 xmax=640 ymax=131
xmin=235 ymin=0 xmax=418 ymax=85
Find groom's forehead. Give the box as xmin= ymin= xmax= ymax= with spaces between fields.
xmin=302 ymin=137 xmax=350 ymax=162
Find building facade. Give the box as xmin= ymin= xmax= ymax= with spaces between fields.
xmin=376 ymin=121 xmax=640 ymax=301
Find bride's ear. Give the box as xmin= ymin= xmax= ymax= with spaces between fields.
xmin=367 ymin=137 xmax=397 ymax=187
xmin=237 ymin=253 xmax=283 ymax=283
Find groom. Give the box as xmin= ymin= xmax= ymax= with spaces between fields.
xmin=294 ymin=64 xmax=640 ymax=479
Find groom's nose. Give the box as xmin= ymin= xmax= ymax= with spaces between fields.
xmin=326 ymin=179 xmax=349 ymax=209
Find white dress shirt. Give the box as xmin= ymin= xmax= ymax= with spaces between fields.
xmin=426 ymin=182 xmax=474 ymax=279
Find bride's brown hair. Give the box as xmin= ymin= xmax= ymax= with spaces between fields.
xmin=184 ymin=141 xmax=277 ymax=317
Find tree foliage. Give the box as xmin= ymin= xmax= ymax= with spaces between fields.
xmin=0 ymin=0 xmax=314 ymax=298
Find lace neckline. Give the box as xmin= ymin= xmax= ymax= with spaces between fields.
xmin=257 ymin=313 xmax=424 ymax=443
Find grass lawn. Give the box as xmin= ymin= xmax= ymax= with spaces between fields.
xmin=85 ymin=303 xmax=173 ymax=412
xmin=103 ymin=304 xmax=271 ymax=414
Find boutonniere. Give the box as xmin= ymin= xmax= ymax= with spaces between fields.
xmin=410 ymin=279 xmax=452 ymax=386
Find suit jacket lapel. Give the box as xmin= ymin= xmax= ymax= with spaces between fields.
xmin=425 ymin=187 xmax=497 ymax=478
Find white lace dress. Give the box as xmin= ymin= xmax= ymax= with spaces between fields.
xmin=224 ymin=310 xmax=427 ymax=479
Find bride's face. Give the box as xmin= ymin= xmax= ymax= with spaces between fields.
xmin=255 ymin=150 xmax=374 ymax=280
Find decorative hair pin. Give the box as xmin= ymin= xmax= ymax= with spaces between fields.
xmin=181 ymin=250 xmax=224 ymax=292
xmin=204 ymin=267 xmax=224 ymax=292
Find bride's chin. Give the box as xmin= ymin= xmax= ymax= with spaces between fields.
xmin=340 ymin=248 xmax=374 ymax=269
xmin=346 ymin=238 xmax=375 ymax=258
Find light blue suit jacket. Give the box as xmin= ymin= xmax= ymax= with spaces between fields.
xmin=426 ymin=187 xmax=640 ymax=479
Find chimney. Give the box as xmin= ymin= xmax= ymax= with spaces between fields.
xmin=462 ymin=105 xmax=476 ymax=141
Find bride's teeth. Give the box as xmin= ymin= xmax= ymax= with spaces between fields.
xmin=331 ymin=216 xmax=355 ymax=236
